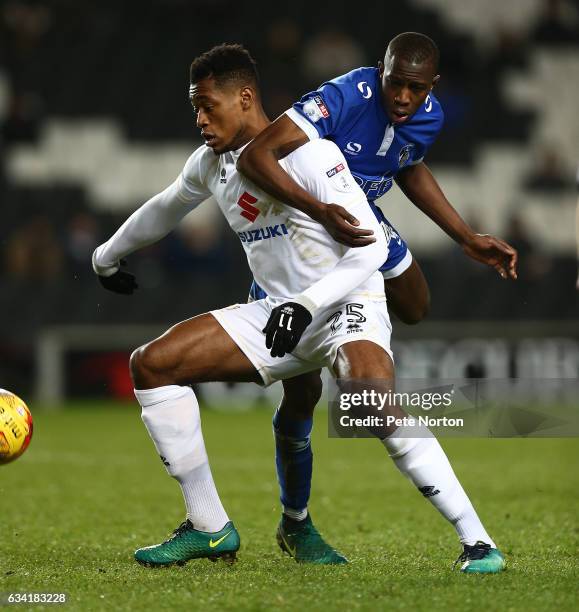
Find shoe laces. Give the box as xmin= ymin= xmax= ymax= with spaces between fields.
xmin=164 ymin=520 xmax=193 ymax=543
xmin=453 ymin=541 xmax=492 ymax=569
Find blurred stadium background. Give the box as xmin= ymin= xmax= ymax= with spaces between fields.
xmin=0 ymin=0 xmax=578 ymax=402
xmin=2 ymin=2 xmax=578 ymax=609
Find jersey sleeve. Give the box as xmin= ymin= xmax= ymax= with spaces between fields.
xmin=281 ymin=139 xmax=387 ymax=313
xmin=177 ymin=145 xmax=214 ymax=203
xmin=92 ymin=146 xmax=213 ymax=275
xmin=285 ymin=82 xmax=346 ymax=141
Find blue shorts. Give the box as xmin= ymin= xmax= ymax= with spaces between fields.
xmin=248 ymin=203 xmax=412 ymax=300
xmin=368 ymin=202 xmax=412 ymax=279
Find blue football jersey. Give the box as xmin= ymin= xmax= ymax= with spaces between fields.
xmin=287 ymin=67 xmax=444 ymax=203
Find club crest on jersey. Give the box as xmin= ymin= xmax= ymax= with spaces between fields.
xmin=398 ymin=144 xmax=415 ymax=167
xmin=357 ymin=81 xmax=372 ymax=99
xmin=237 ymin=191 xmax=260 ymax=222
xmin=302 ymin=95 xmax=329 ymax=123
xmin=326 ymin=162 xmax=345 ymax=178
xmin=345 ymin=141 xmax=362 ymax=155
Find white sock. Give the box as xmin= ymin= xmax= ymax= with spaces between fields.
xmin=382 ymin=425 xmax=495 ymax=547
xmin=283 ymin=506 xmax=308 ymax=521
xmin=135 ymin=385 xmax=229 ymax=533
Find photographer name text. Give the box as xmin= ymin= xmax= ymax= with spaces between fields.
xmin=338 ymin=414 xmax=464 ymax=428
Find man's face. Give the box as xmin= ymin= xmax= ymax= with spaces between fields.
xmin=189 ymin=77 xmax=248 ymax=154
xmin=379 ymin=52 xmax=439 ymax=125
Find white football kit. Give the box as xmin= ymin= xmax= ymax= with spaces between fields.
xmin=93 ymin=138 xmax=392 ymax=385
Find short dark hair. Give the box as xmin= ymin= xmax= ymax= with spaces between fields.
xmin=189 ymin=43 xmax=259 ymax=89
xmin=387 ymin=32 xmax=439 ymax=72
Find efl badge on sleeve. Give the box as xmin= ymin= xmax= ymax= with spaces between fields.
xmin=302 ymin=95 xmax=330 ymax=123
xmin=398 ymin=143 xmax=415 ymax=167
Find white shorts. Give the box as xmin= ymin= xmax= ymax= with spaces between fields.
xmin=211 ymin=295 xmax=392 ymax=386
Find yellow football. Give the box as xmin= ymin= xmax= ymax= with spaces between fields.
xmin=0 ymin=389 xmax=33 ymax=465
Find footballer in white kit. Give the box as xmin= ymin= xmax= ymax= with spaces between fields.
xmin=94 ymin=137 xmax=392 ymax=386
xmin=93 ymin=43 xmax=505 ymax=574
xmin=198 ymin=139 xmax=391 ymax=384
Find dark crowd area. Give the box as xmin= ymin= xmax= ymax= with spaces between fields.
xmin=1 ymin=0 xmax=578 ymax=351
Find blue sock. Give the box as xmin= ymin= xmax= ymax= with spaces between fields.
xmin=272 ymin=408 xmax=313 ymax=518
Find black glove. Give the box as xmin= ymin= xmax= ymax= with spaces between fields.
xmin=97 ymin=259 xmax=138 ymax=295
xmin=263 ymin=302 xmax=313 ymax=358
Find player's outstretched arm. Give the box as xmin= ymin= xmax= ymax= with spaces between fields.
xmin=396 ymin=162 xmax=518 ymax=280
xmin=237 ymin=114 xmax=375 ymax=247
xmin=92 ymin=180 xmax=199 ymax=292
xmin=93 ymin=150 xmax=212 ymax=292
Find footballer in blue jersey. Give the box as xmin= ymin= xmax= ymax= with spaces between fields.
xmin=247 ymin=68 xmax=444 ymax=307
xmin=287 ymin=65 xmax=443 ymax=278
xmin=238 ymin=33 xmax=512 ymax=571
xmin=240 ymin=34 xmax=517 ymax=324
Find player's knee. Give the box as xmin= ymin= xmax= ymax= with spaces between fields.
xmin=402 ymin=295 xmax=430 ymax=325
xmin=282 ymin=372 xmax=323 ymax=417
xmin=335 ymin=342 xmax=394 ymax=381
xmin=300 ymin=375 xmax=323 ymax=412
xmin=130 ymin=344 xmax=152 ymax=388
xmin=396 ymin=287 xmax=431 ymax=325
xmin=130 ymin=341 xmax=174 ymax=389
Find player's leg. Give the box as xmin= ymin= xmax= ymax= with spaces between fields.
xmin=273 ymin=371 xmax=347 ymax=564
xmin=333 ymin=340 xmax=505 ymax=573
xmin=383 ymin=258 xmax=430 ymax=325
xmin=131 ymin=312 xmax=262 ymax=389
xmin=130 ymin=313 xmax=261 ymax=567
xmin=251 ymin=277 xmax=347 ymax=563
xmin=275 ymin=371 xmax=321 ymax=521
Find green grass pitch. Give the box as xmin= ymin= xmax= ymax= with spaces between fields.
xmin=1 ymin=402 xmax=578 ymax=611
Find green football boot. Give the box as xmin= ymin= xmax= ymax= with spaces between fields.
xmin=276 ymin=514 xmax=348 ymax=564
xmin=454 ymin=541 xmax=506 ymax=574
xmin=135 ymin=519 xmax=240 ymax=567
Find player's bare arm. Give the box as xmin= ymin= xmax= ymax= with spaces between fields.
xmin=395 ymin=161 xmax=518 ymax=280
xmin=238 ymin=114 xmax=375 ymax=247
